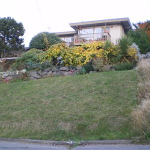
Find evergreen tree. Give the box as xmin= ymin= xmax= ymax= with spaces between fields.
xmin=0 ymin=17 xmax=25 ymax=57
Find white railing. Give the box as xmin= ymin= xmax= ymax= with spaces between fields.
xmin=74 ymin=32 xmax=111 ymax=45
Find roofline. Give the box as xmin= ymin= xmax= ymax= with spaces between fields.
xmin=55 ymin=31 xmax=76 ymax=36
xmin=70 ymin=17 xmax=132 ymax=30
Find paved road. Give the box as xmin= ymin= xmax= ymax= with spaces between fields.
xmin=0 ymin=141 xmax=150 ymax=150
xmin=0 ymin=141 xmax=67 ymax=150
xmin=74 ymin=145 xmax=150 ymax=150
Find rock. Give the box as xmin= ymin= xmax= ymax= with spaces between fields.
xmin=44 ymin=67 xmax=51 ymax=72
xmin=51 ymin=67 xmax=57 ymax=72
xmin=5 ymin=76 xmax=13 ymax=81
xmin=41 ymin=71 xmax=47 ymax=76
xmin=59 ymin=67 xmax=68 ymax=71
xmin=145 ymin=52 xmax=150 ymax=58
xmin=20 ymin=69 xmax=26 ymax=73
xmin=2 ymin=73 xmax=9 ymax=79
xmin=47 ymin=71 xmax=53 ymax=76
xmin=29 ymin=71 xmax=41 ymax=79
xmin=63 ymin=71 xmax=74 ymax=76
xmin=52 ymin=71 xmax=60 ymax=76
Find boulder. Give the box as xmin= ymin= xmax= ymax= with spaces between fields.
xmin=44 ymin=67 xmax=52 ymax=72
xmin=47 ymin=71 xmax=53 ymax=76
xmin=40 ymin=71 xmax=48 ymax=76
xmin=5 ymin=76 xmax=13 ymax=81
xmin=64 ymin=71 xmax=74 ymax=76
xmin=29 ymin=71 xmax=41 ymax=79
xmin=2 ymin=73 xmax=9 ymax=79
xmin=59 ymin=67 xmax=68 ymax=71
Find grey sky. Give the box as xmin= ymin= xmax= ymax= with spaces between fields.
xmin=0 ymin=0 xmax=149 ymax=46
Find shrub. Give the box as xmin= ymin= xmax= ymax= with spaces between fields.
xmin=103 ymin=41 xmax=119 ymax=64
xmin=114 ymin=62 xmax=134 ymax=71
xmin=127 ymin=29 xmax=150 ymax=54
xmin=117 ymin=36 xmax=138 ymax=63
xmin=83 ymin=63 xmax=94 ymax=73
xmin=92 ymin=58 xmax=104 ymax=72
xmin=118 ymin=36 xmax=132 ymax=57
xmin=76 ymin=67 xmax=86 ymax=75
xmin=15 ymin=41 xmax=138 ymax=71
xmin=41 ymin=41 xmax=118 ymax=67
xmin=13 ymin=49 xmax=47 ymax=70
xmin=138 ymin=21 xmax=150 ymax=43
xmin=29 ymin=32 xmax=62 ymax=50
xmin=131 ymin=59 xmax=150 ymax=139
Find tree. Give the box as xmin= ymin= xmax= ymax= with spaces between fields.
xmin=127 ymin=28 xmax=150 ymax=54
xmin=0 ymin=17 xmax=25 ymax=57
xmin=29 ymin=32 xmax=62 ymax=50
xmin=138 ymin=21 xmax=150 ymax=42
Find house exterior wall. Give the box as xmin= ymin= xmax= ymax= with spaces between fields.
xmin=109 ymin=25 xmax=125 ymax=44
xmin=57 ymin=24 xmax=127 ymax=45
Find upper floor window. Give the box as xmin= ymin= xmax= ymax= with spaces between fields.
xmin=95 ymin=27 xmax=110 ymax=33
xmin=79 ymin=27 xmax=110 ymax=35
xmin=79 ymin=28 xmax=94 ymax=35
xmin=61 ymin=37 xmax=74 ymax=43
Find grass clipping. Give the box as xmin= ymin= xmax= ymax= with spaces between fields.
xmin=132 ymin=59 xmax=150 ymax=139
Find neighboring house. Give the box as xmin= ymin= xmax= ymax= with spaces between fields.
xmin=55 ymin=18 xmax=132 ymax=45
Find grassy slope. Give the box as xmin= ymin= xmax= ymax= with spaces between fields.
xmin=0 ymin=70 xmax=138 ymax=141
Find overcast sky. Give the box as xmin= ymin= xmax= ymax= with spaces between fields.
xmin=0 ymin=0 xmax=149 ymax=46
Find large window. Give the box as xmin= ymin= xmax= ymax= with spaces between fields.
xmin=94 ymin=27 xmax=110 ymax=40
xmin=79 ymin=28 xmax=94 ymax=35
xmin=79 ymin=28 xmax=94 ymax=41
xmin=61 ymin=37 xmax=74 ymax=43
xmin=78 ymin=26 xmax=110 ymax=42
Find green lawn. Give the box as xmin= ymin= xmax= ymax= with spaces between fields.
xmin=0 ymin=70 xmax=138 ymax=141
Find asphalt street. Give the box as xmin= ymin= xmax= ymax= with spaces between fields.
xmin=0 ymin=141 xmax=150 ymax=150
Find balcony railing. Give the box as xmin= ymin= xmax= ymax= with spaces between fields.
xmin=74 ymin=32 xmax=111 ymax=45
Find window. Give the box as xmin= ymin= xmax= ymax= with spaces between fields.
xmin=94 ymin=27 xmax=110 ymax=40
xmin=79 ymin=28 xmax=94 ymax=35
xmin=61 ymin=37 xmax=74 ymax=43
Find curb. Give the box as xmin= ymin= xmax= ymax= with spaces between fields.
xmin=0 ymin=138 xmax=133 ymax=146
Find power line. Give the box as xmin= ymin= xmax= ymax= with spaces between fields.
xmin=35 ymin=0 xmax=43 ymax=20
xmin=35 ymin=0 xmax=52 ymax=32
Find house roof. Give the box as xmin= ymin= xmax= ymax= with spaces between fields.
xmin=70 ymin=18 xmax=132 ymax=32
xmin=55 ymin=31 xmax=77 ymax=37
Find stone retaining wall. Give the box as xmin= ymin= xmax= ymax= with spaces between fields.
xmin=0 ymin=67 xmax=78 ymax=83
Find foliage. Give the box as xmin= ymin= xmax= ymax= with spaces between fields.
xmin=16 ymin=41 xmax=138 ymax=71
xmin=29 ymin=32 xmax=62 ymax=50
xmin=92 ymin=58 xmax=104 ymax=72
xmin=75 ymin=67 xmax=87 ymax=75
xmin=127 ymin=28 xmax=150 ymax=54
xmin=103 ymin=41 xmax=119 ymax=64
xmin=83 ymin=63 xmax=94 ymax=73
xmin=138 ymin=21 xmax=150 ymax=42
xmin=13 ymin=49 xmax=47 ymax=70
xmin=0 ymin=17 xmax=25 ymax=57
xmin=41 ymin=42 xmax=120 ymax=66
xmin=117 ymin=36 xmax=138 ymax=63
xmin=115 ymin=62 xmax=134 ymax=71
xmin=118 ymin=36 xmax=132 ymax=58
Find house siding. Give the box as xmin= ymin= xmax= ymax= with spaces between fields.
xmin=109 ymin=25 xmax=125 ymax=44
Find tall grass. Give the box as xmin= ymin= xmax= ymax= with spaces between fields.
xmin=132 ymin=59 xmax=150 ymax=139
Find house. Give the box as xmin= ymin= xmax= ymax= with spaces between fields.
xmin=55 ymin=18 xmax=132 ymax=45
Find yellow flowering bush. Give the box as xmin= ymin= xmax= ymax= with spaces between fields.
xmin=39 ymin=41 xmax=137 ymax=67
xmin=127 ymin=47 xmax=138 ymax=61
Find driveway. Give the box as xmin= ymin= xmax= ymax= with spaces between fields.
xmin=0 ymin=141 xmax=150 ymax=150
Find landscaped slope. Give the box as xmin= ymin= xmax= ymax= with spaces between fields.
xmin=0 ymin=70 xmax=138 ymax=141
